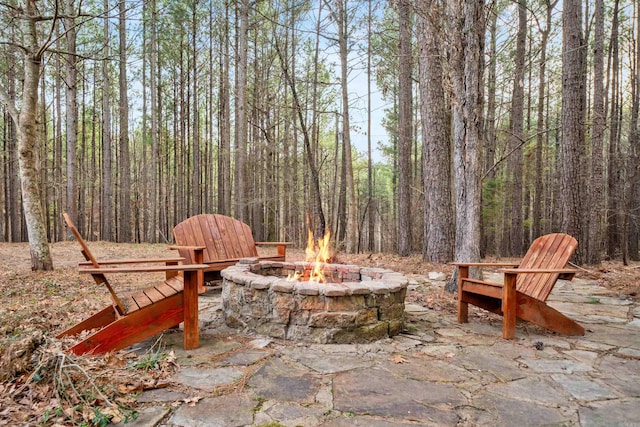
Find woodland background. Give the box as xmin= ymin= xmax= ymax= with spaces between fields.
xmin=1 ymin=0 xmax=639 ymax=268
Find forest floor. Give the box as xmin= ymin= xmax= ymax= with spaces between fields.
xmin=0 ymin=241 xmax=639 ymax=425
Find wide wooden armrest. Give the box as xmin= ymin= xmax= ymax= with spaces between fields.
xmin=451 ymin=262 xmax=520 ymax=267
xmin=78 ymin=264 xmax=209 ymax=274
xmin=79 ymin=257 xmax=185 ymax=266
xmin=168 ymin=245 xmax=206 ymax=251
xmin=255 ymin=241 xmax=292 ymax=246
xmin=498 ymin=268 xmax=578 ymax=275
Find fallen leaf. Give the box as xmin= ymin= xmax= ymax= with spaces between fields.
xmin=105 ymin=353 xmax=127 ymax=369
xmin=183 ymin=396 xmax=203 ymax=407
xmin=143 ymin=380 xmax=170 ymax=390
xmin=117 ymin=383 xmax=142 ymax=394
xmin=389 ymin=355 xmax=407 ymax=364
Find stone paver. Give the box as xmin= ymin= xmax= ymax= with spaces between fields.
xmin=579 ymin=398 xmax=640 ymax=427
xmin=172 ymin=366 xmax=245 ymax=391
xmin=333 ymin=367 xmax=464 ymax=424
xmin=253 ymin=401 xmax=332 ymax=427
xmin=113 ymin=406 xmax=169 ymax=427
xmin=168 ymin=393 xmax=256 ymax=427
xmin=470 ymin=391 xmax=572 ymax=426
xmin=247 ymin=358 xmax=322 ymax=403
xmin=127 ymin=272 xmax=640 ymax=426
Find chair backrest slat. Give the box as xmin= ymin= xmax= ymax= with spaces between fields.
xmin=517 ymin=233 xmax=578 ymax=301
xmin=173 ymin=214 xmax=259 ymax=264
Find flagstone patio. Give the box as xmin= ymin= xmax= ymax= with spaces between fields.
xmin=118 ymin=274 xmax=640 ymax=427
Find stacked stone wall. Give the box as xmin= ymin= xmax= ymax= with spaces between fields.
xmin=221 ymin=259 xmax=409 ymax=344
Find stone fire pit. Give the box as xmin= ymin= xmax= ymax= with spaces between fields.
xmin=220 ymin=259 xmax=409 ymax=344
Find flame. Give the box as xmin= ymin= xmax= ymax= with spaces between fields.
xmin=287 ymin=229 xmax=332 ymax=283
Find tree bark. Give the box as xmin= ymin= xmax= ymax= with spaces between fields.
xmin=64 ymin=0 xmax=78 ymax=227
xmin=102 ymin=0 xmax=113 ymax=241
xmin=218 ymin=1 xmax=231 ymax=216
xmin=333 ymin=0 xmax=357 ymax=252
xmin=5 ymin=61 xmax=22 ymax=242
xmin=445 ymin=0 xmax=485 ymax=292
xmin=508 ymin=0 xmax=526 ymax=256
xmin=417 ymin=0 xmax=454 ymax=263
xmin=366 ymin=0 xmax=375 ymax=252
xmin=607 ymin=0 xmax=621 ymax=259
xmin=191 ymin=0 xmax=201 ymax=216
xmin=118 ymin=0 xmax=131 ymax=242
xmin=533 ymin=0 xmax=557 ymax=241
xmin=588 ymin=0 xmax=605 ymax=263
xmin=234 ymin=0 xmax=249 ymax=222
xmin=308 ymin=0 xmax=325 ymax=239
xmin=561 ymin=0 xmax=586 ymax=263
xmin=397 ymin=0 xmax=413 ymax=256
xmin=149 ymin=0 xmax=158 ymax=242
xmin=11 ymin=0 xmax=54 ymax=269
xmin=481 ymin=5 xmax=497 ymax=255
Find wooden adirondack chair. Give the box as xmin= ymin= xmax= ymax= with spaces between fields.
xmin=453 ymin=233 xmax=585 ymax=339
xmin=58 ymin=213 xmax=207 ymax=355
xmin=172 ymin=214 xmax=290 ymax=281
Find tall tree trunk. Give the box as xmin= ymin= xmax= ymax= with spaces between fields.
xmin=234 ymin=0 xmax=249 ymax=222
xmin=588 ymin=0 xmax=605 ymax=263
xmin=64 ymin=0 xmax=78 ymax=226
xmin=218 ymin=1 xmax=231 ymax=216
xmin=508 ymin=0 xmax=526 ymax=256
xmin=5 ymin=59 xmax=21 ymax=242
xmin=397 ymin=0 xmax=413 ymax=256
xmin=446 ymin=0 xmax=485 ymax=292
xmin=289 ymin=0 xmax=303 ymax=243
xmin=417 ymin=0 xmax=453 ymax=263
xmin=102 ymin=0 xmax=113 ymax=241
xmin=149 ymin=0 xmax=158 ymax=242
xmin=482 ymin=4 xmax=497 ymax=255
xmin=3 ymin=57 xmax=21 ymax=242
xmin=2 ymin=0 xmax=54 ymax=269
xmin=206 ymin=3 xmax=214 ymax=215
xmin=335 ymin=113 xmax=347 ymax=243
xmin=19 ymin=57 xmax=52 ymax=269
xmin=366 ymin=0 xmax=375 ymax=252
xmin=191 ymin=0 xmax=201 ymax=215
xmin=607 ymin=0 xmax=621 ymax=258
xmin=54 ymin=39 xmax=63 ymax=241
xmin=308 ymin=0 xmax=325 ymax=238
xmin=561 ymin=0 xmax=586 ymax=263
xmin=140 ymin=1 xmax=147 ymax=242
xmin=334 ymin=0 xmax=357 ymax=252
xmin=40 ymin=61 xmax=50 ymax=239
xmin=533 ymin=0 xmax=557 ymax=241
xmin=118 ymin=0 xmax=131 ymax=242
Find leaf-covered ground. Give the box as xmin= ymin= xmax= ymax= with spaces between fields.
xmin=0 ymin=241 xmax=637 ymax=425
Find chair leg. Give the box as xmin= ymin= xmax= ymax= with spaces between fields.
xmin=516 ymin=293 xmax=585 ymax=336
xmin=502 ymin=273 xmax=517 ymax=339
xmin=457 ymin=266 xmax=469 ymax=323
xmin=458 ymin=300 xmax=469 ymax=323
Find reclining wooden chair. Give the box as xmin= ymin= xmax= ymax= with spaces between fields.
xmin=58 ymin=213 xmax=207 ymax=355
xmin=173 ymin=214 xmax=290 ymax=281
xmin=453 ymin=233 xmax=584 ymax=339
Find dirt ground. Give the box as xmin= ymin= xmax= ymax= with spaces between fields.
xmin=0 ymin=241 xmax=638 ymax=425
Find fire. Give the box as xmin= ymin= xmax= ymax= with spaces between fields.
xmin=287 ymin=229 xmax=332 ymax=283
